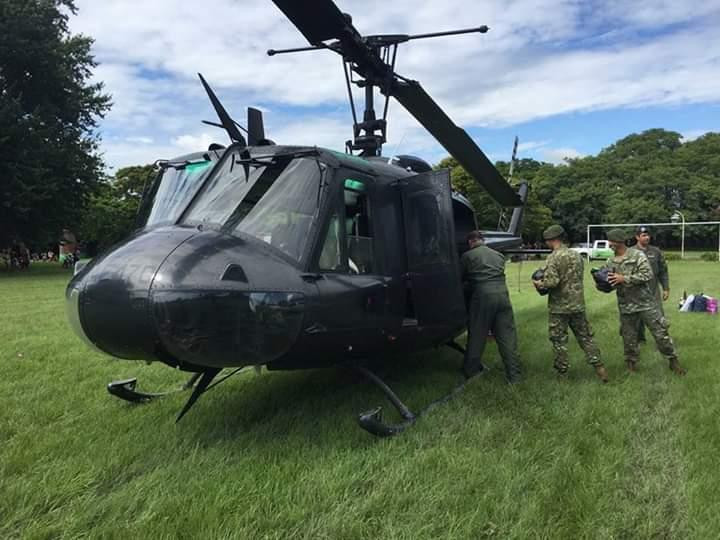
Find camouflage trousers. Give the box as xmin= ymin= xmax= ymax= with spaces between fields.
xmin=621 ymin=307 xmax=678 ymax=365
xmin=636 ymin=285 xmax=664 ymax=341
xmin=548 ymin=312 xmax=602 ymax=373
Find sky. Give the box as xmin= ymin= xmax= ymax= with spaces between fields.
xmin=68 ymin=0 xmax=720 ymax=173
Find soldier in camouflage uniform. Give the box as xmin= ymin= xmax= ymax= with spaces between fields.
xmin=533 ymin=225 xmax=608 ymax=382
xmin=461 ymin=231 xmax=522 ymax=383
xmin=633 ymin=225 xmax=669 ymax=343
xmin=604 ymin=229 xmax=686 ymax=375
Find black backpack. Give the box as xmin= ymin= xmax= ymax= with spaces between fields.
xmin=691 ymin=294 xmax=708 ymax=312
xmin=591 ymin=268 xmax=615 ymax=293
xmin=531 ymin=268 xmax=549 ymax=296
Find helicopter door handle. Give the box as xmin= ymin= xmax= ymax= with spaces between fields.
xmin=300 ymin=273 xmax=324 ymax=283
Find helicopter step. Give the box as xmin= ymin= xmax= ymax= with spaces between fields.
xmin=355 ymin=340 xmax=470 ymax=437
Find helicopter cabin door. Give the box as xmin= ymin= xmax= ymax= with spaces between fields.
xmin=400 ymin=170 xmax=465 ymax=329
xmin=305 ymin=173 xmax=391 ymax=359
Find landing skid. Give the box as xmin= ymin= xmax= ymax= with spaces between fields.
xmin=355 ymin=340 xmax=470 ymax=437
xmin=107 ymin=367 xmax=242 ymax=422
xmin=107 ymin=372 xmax=203 ymax=403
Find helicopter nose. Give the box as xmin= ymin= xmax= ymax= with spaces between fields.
xmin=149 ymin=231 xmax=308 ymax=368
xmin=65 ymin=228 xmax=196 ymax=360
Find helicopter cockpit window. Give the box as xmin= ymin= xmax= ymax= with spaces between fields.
xmin=344 ymin=179 xmax=374 ymax=274
xmin=234 ymin=158 xmax=327 ymax=263
xmin=318 ymin=212 xmax=342 ymax=271
xmin=182 ymin=149 xmax=266 ymax=227
xmin=146 ymin=159 xmax=214 ymax=227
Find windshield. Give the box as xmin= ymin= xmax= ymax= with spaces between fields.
xmin=182 ymin=149 xmax=267 ymax=227
xmin=234 ymin=157 xmax=327 ymax=263
xmin=146 ymin=158 xmax=214 ymax=227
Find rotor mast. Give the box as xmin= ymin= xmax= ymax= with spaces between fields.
xmin=268 ymin=24 xmax=488 ymax=157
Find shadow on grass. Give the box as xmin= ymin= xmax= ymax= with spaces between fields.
xmin=177 ymin=347 xmax=470 ymax=446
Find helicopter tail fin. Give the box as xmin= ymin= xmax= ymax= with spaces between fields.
xmin=247 ymin=107 xmax=265 ymax=145
xmin=247 ymin=107 xmax=276 ymax=146
xmin=506 ymin=181 xmax=528 ymax=236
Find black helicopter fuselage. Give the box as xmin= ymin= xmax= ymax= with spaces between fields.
xmin=66 ymin=144 xmax=508 ymax=373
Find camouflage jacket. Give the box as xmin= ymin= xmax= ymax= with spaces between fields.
xmin=634 ymin=244 xmax=669 ymax=292
xmin=537 ymin=245 xmax=586 ymax=313
xmin=604 ymin=247 xmax=655 ymax=313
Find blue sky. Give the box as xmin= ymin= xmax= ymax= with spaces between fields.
xmin=68 ymin=0 xmax=720 ymax=172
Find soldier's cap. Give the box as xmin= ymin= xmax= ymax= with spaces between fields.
xmin=542 ymin=224 xmax=565 ymax=240
xmin=607 ymin=228 xmax=627 ymax=242
xmin=635 ymin=225 xmax=651 ymax=235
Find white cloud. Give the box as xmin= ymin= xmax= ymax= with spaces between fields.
xmin=172 ymin=133 xmax=218 ymax=153
xmin=542 ymin=147 xmax=584 ymax=164
xmin=681 ymin=129 xmax=712 ymax=142
xmin=517 ymin=140 xmax=550 ymax=153
xmin=70 ymin=0 xmax=720 ymax=170
xmin=125 ymin=136 xmax=154 ymax=144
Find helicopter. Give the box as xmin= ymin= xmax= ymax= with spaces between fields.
xmin=66 ymin=0 xmax=534 ymax=436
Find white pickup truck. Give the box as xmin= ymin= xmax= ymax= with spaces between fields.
xmin=570 ymin=240 xmax=614 ymax=261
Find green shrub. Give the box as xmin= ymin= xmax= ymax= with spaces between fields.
xmin=700 ymin=252 xmax=718 ymax=262
xmin=665 ymin=253 xmax=681 ymax=261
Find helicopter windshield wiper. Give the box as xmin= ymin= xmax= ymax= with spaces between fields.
xmin=156 ymin=157 xmax=211 ymax=171
xmin=234 ymin=149 xmax=320 ymax=167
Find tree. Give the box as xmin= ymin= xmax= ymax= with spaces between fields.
xmin=437 ymin=156 xmax=554 ymax=241
xmin=435 ymin=128 xmax=720 ymax=248
xmin=79 ymin=164 xmax=156 ymax=253
xmin=0 ymin=0 xmax=110 ymax=248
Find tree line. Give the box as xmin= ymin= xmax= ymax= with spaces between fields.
xmin=442 ymin=129 xmax=720 ymax=248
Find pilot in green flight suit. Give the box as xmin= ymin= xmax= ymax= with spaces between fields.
xmin=461 ymin=231 xmax=522 ymax=383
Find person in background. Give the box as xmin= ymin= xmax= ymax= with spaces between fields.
xmin=633 ymin=225 xmax=669 ymax=343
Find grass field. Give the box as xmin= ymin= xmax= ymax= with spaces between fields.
xmin=1 ymin=261 xmax=719 ymax=539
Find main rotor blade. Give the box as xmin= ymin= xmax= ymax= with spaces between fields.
xmin=390 ymin=81 xmax=520 ymax=207
xmin=198 ymin=73 xmax=246 ymax=146
xmin=270 ymin=0 xmax=351 ymax=45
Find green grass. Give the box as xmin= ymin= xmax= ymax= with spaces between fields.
xmin=1 ymin=262 xmax=719 ymax=539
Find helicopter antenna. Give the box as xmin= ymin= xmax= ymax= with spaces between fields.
xmin=498 ymin=135 xmax=519 ymax=230
xmin=387 ymin=129 xmax=408 ymax=163
xmin=198 ymin=73 xmax=247 ymax=146
xmin=267 ymin=1 xmax=520 ymax=206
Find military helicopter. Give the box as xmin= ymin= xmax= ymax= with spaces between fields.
xmin=66 ymin=0 xmax=531 ymax=436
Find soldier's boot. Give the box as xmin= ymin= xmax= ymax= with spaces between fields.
xmin=554 ymin=367 xmax=569 ymax=381
xmin=594 ymin=365 xmax=609 ymax=383
xmin=669 ymin=359 xmax=687 ymax=376
xmin=626 ymin=360 xmax=638 ymax=373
